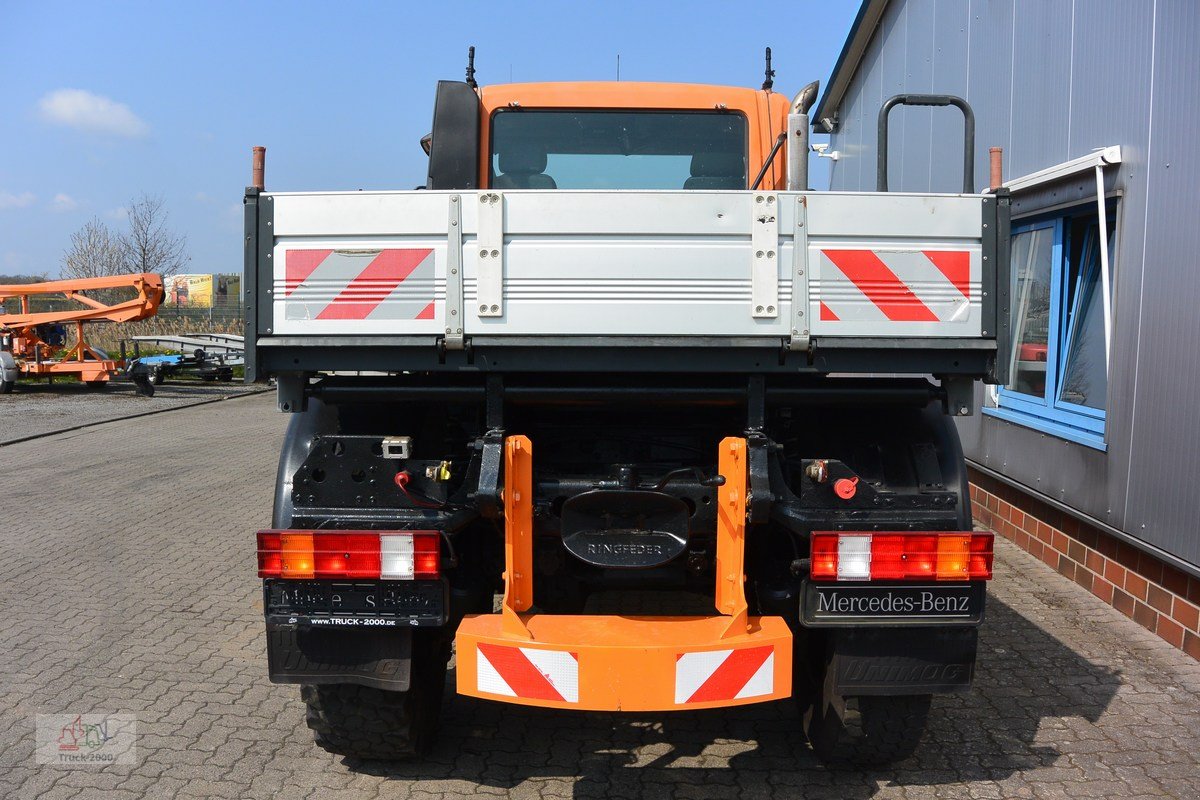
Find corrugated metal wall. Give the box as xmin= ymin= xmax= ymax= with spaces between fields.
xmin=825 ymin=0 xmax=1200 ymax=567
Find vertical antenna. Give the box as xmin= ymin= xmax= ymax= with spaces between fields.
xmin=465 ymin=45 xmax=478 ymax=88
xmin=762 ymin=47 xmax=775 ymax=91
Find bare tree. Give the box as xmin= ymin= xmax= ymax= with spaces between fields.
xmin=60 ymin=217 xmax=125 ymax=280
xmin=120 ymin=193 xmax=189 ymax=277
xmin=0 ymin=273 xmax=49 ymax=284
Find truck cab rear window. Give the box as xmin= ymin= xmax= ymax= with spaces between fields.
xmin=490 ymin=110 xmax=747 ymax=190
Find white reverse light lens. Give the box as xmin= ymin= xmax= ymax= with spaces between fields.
xmin=837 ymin=534 xmax=872 ymax=581
xmin=380 ymin=533 xmax=415 ymax=580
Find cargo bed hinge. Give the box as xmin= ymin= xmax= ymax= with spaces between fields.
xmin=788 ymin=195 xmax=811 ymax=352
xmin=442 ymin=194 xmax=466 ymax=351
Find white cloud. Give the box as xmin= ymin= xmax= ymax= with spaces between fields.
xmin=0 ymin=191 xmax=36 ymax=210
xmin=38 ymin=89 xmax=149 ymax=137
xmin=51 ymin=193 xmax=79 ymax=212
xmin=106 ymin=206 xmax=129 ymax=221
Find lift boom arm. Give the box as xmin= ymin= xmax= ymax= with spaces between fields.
xmin=0 ymin=273 xmax=164 ymax=329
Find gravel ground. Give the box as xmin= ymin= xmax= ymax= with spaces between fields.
xmin=2 ymin=393 xmax=1199 ymax=799
xmin=0 ymin=378 xmax=266 ymax=445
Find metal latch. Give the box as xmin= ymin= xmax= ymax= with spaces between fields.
xmin=751 ymin=193 xmax=779 ymax=319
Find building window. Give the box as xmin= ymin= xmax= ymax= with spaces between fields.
xmin=987 ymin=203 xmax=1115 ymax=447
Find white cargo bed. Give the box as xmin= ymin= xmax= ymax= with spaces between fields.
xmin=245 ymin=188 xmax=1008 ymax=379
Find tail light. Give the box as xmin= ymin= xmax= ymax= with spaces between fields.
xmin=257 ymin=530 xmax=441 ymax=580
xmin=809 ymin=531 xmax=993 ymax=582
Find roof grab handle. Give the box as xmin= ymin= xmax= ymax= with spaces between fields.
xmin=877 ymin=94 xmax=975 ymax=194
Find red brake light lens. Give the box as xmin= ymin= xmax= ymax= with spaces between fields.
xmin=256 ymin=531 xmax=282 ymax=578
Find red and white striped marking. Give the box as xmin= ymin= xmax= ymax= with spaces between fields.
xmin=817 ymin=249 xmax=972 ymax=324
xmin=674 ymin=646 xmax=774 ymax=704
xmin=282 ymin=248 xmax=436 ymax=321
xmin=476 ymin=644 xmax=579 ymax=703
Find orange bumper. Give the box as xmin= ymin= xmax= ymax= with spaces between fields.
xmin=456 ymin=613 xmax=792 ymax=711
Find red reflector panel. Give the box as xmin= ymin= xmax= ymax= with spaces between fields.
xmin=809 ymin=532 xmax=994 ymax=582
xmin=903 ymin=534 xmax=939 ymax=581
xmin=811 ymin=534 xmax=839 ymax=579
xmin=413 ymin=532 xmax=441 ymax=579
xmin=969 ymin=533 xmax=994 ymax=580
xmin=312 ymin=533 xmax=382 ymax=579
xmin=257 ymin=531 xmax=282 ymax=578
xmin=868 ymin=534 xmax=906 ymax=579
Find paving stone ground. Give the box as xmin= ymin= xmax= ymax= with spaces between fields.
xmin=0 ymin=378 xmax=260 ymax=444
xmin=1 ymin=393 xmax=1199 ymax=799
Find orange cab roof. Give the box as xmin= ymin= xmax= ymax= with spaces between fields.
xmin=479 ymin=82 xmax=786 ymax=113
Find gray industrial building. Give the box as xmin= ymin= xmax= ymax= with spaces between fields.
xmin=814 ymin=1 xmax=1200 ymax=604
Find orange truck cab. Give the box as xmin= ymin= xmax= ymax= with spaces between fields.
xmin=425 ymin=80 xmax=795 ymax=193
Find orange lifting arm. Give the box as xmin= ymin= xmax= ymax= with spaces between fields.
xmin=716 ymin=437 xmax=751 ymax=637
xmin=0 ymin=273 xmax=164 ymax=329
xmin=501 ymin=435 xmax=534 ymax=638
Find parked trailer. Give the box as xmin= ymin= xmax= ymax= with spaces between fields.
xmin=125 ymin=334 xmax=245 ymax=384
xmin=247 ymin=69 xmax=1011 ymax=765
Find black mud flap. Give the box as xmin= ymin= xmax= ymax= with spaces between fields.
xmin=831 ymin=627 xmax=977 ymax=696
xmin=266 ymin=623 xmax=412 ymax=691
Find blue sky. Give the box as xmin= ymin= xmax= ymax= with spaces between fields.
xmin=0 ymin=0 xmax=860 ymax=278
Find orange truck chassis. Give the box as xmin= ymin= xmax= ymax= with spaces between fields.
xmin=250 ymin=56 xmax=1007 ymax=766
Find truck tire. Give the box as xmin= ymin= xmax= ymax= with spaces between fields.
xmin=805 ymin=693 xmax=932 ymax=766
xmin=301 ymin=636 xmax=448 ymax=760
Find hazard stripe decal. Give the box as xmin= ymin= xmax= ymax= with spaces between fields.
xmin=284 ymin=249 xmax=333 ymax=297
xmin=819 ymin=301 xmax=840 ymax=321
xmin=922 ymin=250 xmax=971 ymax=299
xmin=675 ymin=646 xmax=775 ymax=704
xmin=821 ymin=250 xmax=939 ymax=322
xmin=316 ymin=249 xmax=433 ymax=320
xmin=476 ymin=644 xmax=579 ymax=703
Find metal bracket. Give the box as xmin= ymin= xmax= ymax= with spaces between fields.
xmin=443 ymin=195 xmax=465 ymax=350
xmin=275 ymin=373 xmax=309 ymax=414
xmin=476 ymin=192 xmax=504 ymax=317
xmin=751 ymin=193 xmax=779 ymax=319
xmin=789 ymin=196 xmax=811 ymax=351
xmin=942 ymin=376 xmax=975 ymax=416
xmin=746 ymin=432 xmax=773 ymax=523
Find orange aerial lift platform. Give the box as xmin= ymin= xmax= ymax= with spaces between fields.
xmin=0 ymin=273 xmax=163 ymax=392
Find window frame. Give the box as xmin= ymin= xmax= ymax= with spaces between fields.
xmin=986 ymin=203 xmax=1115 ymax=448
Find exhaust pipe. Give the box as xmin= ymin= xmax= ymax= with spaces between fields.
xmin=989 ymin=147 xmax=1003 ymax=191
xmin=252 ymin=146 xmax=266 ymax=190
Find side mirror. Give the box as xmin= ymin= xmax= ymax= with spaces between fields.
xmin=420 ymin=133 xmax=432 ymax=156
